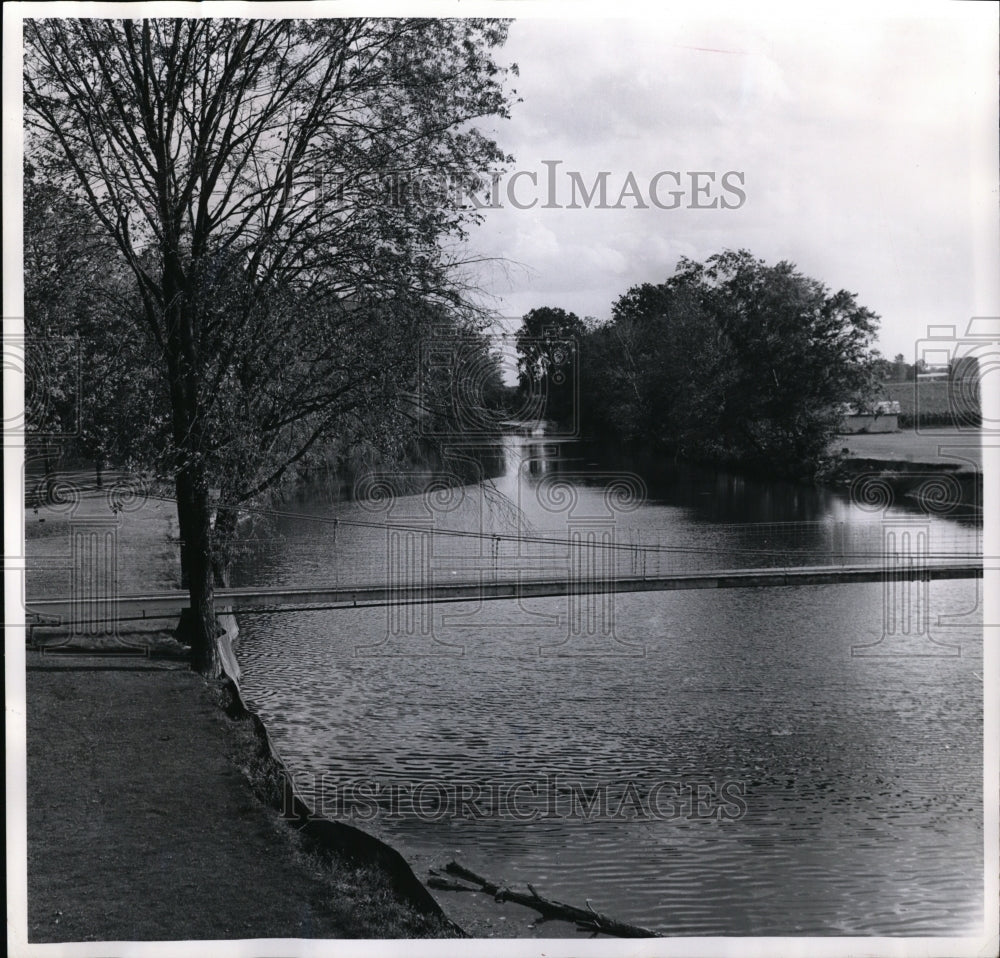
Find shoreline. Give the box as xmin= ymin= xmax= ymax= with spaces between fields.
xmin=824 ymin=440 xmax=982 ymax=518
xmin=20 ymin=432 xmax=983 ymax=943
xmin=23 ymin=639 xmax=465 ymax=944
xmin=225 ymin=634 xmax=598 ymax=939
xmin=213 ymin=663 xmax=461 ymax=927
xmin=576 ymin=427 xmax=983 ymax=517
xmin=24 ymin=633 xmax=579 ymax=940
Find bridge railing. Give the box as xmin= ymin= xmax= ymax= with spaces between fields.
xmin=225 ymin=518 xmax=982 ymax=591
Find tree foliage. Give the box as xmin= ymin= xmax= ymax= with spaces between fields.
xmin=24 ymin=17 xmax=516 ymax=674
xmin=515 ymin=306 xmax=586 ymax=426
xmin=23 ymin=162 xmax=165 ymax=481
xmin=574 ymin=250 xmax=881 ymax=476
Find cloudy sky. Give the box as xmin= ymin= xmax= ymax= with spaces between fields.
xmin=460 ymin=5 xmax=999 ymax=362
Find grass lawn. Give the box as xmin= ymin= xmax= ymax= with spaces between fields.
xmin=25 ymin=660 xmax=456 ymax=942
xmin=21 ymin=471 xmax=463 ymax=944
xmin=830 ymin=427 xmax=982 ymax=468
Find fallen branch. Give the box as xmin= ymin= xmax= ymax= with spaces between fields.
xmin=432 ymin=860 xmax=661 ymax=938
xmin=427 ymin=876 xmax=480 ymax=893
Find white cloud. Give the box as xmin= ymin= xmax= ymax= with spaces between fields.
xmin=464 ymin=9 xmax=999 ymax=357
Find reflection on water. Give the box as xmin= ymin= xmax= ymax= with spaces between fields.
xmin=235 ymin=435 xmax=983 ymax=937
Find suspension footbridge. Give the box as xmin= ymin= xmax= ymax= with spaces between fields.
xmin=24 ymin=511 xmax=983 ymax=633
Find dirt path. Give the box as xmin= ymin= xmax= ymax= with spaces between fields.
xmin=24 ymin=653 xmax=454 ymax=943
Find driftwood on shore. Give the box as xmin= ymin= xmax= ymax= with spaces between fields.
xmin=428 ymin=860 xmax=662 ymax=938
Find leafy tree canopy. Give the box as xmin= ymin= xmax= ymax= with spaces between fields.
xmin=576 ymin=250 xmax=881 ymax=476
xmin=24 ymin=16 xmax=517 ymax=674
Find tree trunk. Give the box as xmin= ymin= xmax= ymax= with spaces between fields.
xmin=212 ymin=505 xmax=239 ymax=589
xmin=160 ymin=251 xmax=228 ymax=678
xmin=174 ymin=466 xmax=225 ymax=677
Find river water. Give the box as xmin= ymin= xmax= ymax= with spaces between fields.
xmin=233 ymin=435 xmax=984 ymax=937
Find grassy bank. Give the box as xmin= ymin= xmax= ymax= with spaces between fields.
xmin=22 ymin=477 xmax=466 ymax=943
xmin=825 ymin=428 xmax=982 ymax=518
xmin=829 ymin=427 xmax=982 ymax=468
xmin=24 ymin=650 xmax=461 ymax=943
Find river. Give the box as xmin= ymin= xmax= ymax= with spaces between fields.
xmin=232 ymin=434 xmax=984 ymax=937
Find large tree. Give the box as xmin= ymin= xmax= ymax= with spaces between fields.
xmin=676 ymin=250 xmax=881 ymax=471
xmin=579 ymin=250 xmax=881 ymax=475
xmin=24 ymin=17 xmax=516 ymax=675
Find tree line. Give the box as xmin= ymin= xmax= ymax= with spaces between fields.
xmin=878 ymin=353 xmax=980 ymax=384
xmin=517 ymin=250 xmax=884 ymax=478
